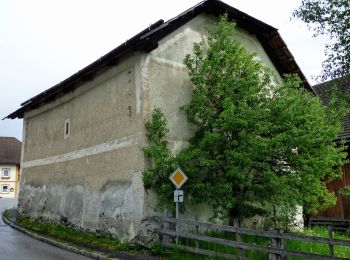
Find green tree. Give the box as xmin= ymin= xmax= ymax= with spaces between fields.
xmin=142 ymin=108 xmax=177 ymax=208
xmin=293 ymin=0 xmax=350 ymax=80
xmin=143 ymin=16 xmax=348 ymax=226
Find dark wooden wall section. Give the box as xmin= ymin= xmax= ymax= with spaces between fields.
xmin=316 ymin=162 xmax=350 ymax=219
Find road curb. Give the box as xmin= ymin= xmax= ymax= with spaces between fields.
xmin=2 ymin=211 xmax=116 ymax=260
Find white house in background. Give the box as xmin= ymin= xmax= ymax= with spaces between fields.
xmin=0 ymin=137 xmax=21 ymax=198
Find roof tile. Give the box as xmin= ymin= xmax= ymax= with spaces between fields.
xmin=0 ymin=137 xmax=22 ymax=165
xmin=313 ymin=75 xmax=350 ymax=142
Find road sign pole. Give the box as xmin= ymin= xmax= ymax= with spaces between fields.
xmin=169 ymin=168 xmax=188 ymax=245
xmin=176 ymin=189 xmax=179 ymax=244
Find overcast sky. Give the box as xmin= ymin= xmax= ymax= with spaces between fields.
xmin=0 ymin=0 xmax=329 ymax=141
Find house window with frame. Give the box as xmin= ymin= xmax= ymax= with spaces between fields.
xmin=1 ymin=185 xmax=9 ymax=193
xmin=1 ymin=168 xmax=10 ymax=179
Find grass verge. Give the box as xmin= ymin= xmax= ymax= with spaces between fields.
xmin=2 ymin=209 xmax=9 ymax=220
xmin=286 ymin=226 xmax=350 ymax=259
xmin=4 ymin=211 xmax=350 ymax=259
xmin=4 ymin=211 xmax=150 ymax=259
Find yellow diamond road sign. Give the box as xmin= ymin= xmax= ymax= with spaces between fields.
xmin=170 ymin=168 xmax=188 ymax=189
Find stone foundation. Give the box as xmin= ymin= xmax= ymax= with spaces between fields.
xmin=18 ymin=172 xmax=159 ymax=245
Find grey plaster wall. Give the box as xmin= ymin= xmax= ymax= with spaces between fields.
xmin=24 ymin=59 xmax=139 ymax=162
xmin=19 ymin=53 xmax=158 ymax=243
xmin=19 ymin=13 xmax=285 ymax=243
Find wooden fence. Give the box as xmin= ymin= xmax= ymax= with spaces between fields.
xmin=310 ymin=217 xmax=350 ymax=231
xmin=155 ymin=210 xmax=350 ymax=259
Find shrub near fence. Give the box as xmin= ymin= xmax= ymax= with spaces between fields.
xmin=155 ymin=210 xmax=350 ymax=259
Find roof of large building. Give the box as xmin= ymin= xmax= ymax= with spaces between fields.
xmin=5 ymin=0 xmax=311 ymax=120
xmin=312 ymin=75 xmax=350 ymax=142
xmin=0 ymin=137 xmax=22 ymax=165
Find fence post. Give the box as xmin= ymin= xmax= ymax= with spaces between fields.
xmin=269 ymin=237 xmax=277 ymax=260
xmin=195 ymin=215 xmax=199 ymax=250
xmin=235 ymin=229 xmax=245 ymax=259
xmin=269 ymin=234 xmax=285 ymax=260
xmin=328 ymin=225 xmax=334 ymax=257
xmin=280 ymin=238 xmax=287 ymax=260
xmin=162 ymin=208 xmax=170 ymax=245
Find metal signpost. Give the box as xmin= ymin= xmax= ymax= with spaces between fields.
xmin=169 ymin=168 xmax=188 ymax=244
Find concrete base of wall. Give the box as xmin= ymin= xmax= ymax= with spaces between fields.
xmin=18 ymin=172 xmax=159 ymax=245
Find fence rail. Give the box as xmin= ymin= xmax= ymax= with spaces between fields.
xmin=155 ymin=211 xmax=350 ymax=259
xmin=310 ymin=217 xmax=350 ymax=231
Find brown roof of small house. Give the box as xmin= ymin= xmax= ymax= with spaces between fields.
xmin=5 ymin=0 xmax=312 ymax=120
xmin=0 ymin=137 xmax=21 ymax=165
xmin=312 ymin=75 xmax=350 ymax=142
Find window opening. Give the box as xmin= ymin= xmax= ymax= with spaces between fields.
xmin=1 ymin=168 xmax=10 ymax=178
xmin=64 ymin=119 xmax=70 ymax=138
xmin=1 ymin=185 xmax=9 ymax=193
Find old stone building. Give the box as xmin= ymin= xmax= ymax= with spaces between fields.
xmin=6 ymin=0 xmax=311 ymax=243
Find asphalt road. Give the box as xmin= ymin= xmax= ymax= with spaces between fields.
xmin=0 ymin=198 xmax=91 ymax=260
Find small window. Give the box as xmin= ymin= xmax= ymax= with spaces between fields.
xmin=1 ymin=168 xmax=10 ymax=179
xmin=64 ymin=119 xmax=70 ymax=139
xmin=1 ymin=185 xmax=9 ymax=193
